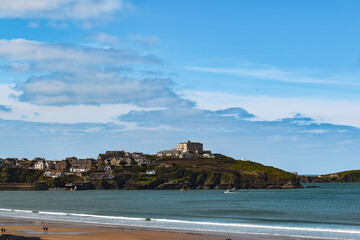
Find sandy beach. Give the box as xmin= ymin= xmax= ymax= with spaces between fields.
xmin=0 ymin=216 xmax=319 ymax=240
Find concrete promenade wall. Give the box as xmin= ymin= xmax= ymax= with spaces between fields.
xmin=0 ymin=183 xmax=48 ymax=190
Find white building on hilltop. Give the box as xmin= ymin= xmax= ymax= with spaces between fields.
xmin=176 ymin=141 xmax=204 ymax=154
xmin=157 ymin=141 xmax=212 ymax=158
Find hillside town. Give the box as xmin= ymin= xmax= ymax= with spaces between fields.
xmin=0 ymin=141 xmax=224 ymax=181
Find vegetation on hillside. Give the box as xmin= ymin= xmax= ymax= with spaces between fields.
xmin=0 ymin=167 xmax=43 ymax=183
xmin=87 ymin=157 xmax=301 ymax=189
xmin=0 ymin=156 xmax=302 ymax=189
xmin=301 ymin=169 xmax=360 ymax=183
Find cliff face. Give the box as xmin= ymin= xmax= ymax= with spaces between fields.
xmin=91 ymin=158 xmax=303 ymax=190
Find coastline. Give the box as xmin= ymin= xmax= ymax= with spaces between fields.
xmin=0 ymin=215 xmax=317 ymax=240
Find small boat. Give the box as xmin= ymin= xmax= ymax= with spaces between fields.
xmin=224 ymin=188 xmax=236 ymax=194
xmin=180 ymin=188 xmax=189 ymax=191
xmin=70 ymin=186 xmax=77 ymax=191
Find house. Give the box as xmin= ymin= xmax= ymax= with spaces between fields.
xmin=34 ymin=159 xmax=45 ymax=170
xmin=202 ymin=153 xmax=223 ymax=158
xmin=43 ymin=170 xmax=61 ymax=178
xmin=98 ymin=151 xmax=125 ymax=163
xmin=104 ymin=165 xmax=112 ymax=171
xmin=54 ymin=160 xmax=70 ymax=171
xmin=179 ymin=152 xmax=194 ymax=159
xmin=19 ymin=159 xmax=33 ymax=169
xmin=110 ymin=157 xmax=124 ymax=167
xmin=156 ymin=149 xmax=181 ymax=158
xmin=159 ymin=163 xmax=172 ymax=168
xmin=132 ymin=152 xmax=144 ymax=157
xmin=55 ymin=171 xmax=65 ymax=177
xmin=146 ymin=170 xmax=156 ymax=175
xmin=89 ymin=172 xmax=114 ymax=180
xmin=4 ymin=158 xmax=18 ymax=168
xmin=69 ymin=167 xmax=88 ymax=173
xmin=67 ymin=158 xmax=96 ymax=170
xmin=45 ymin=160 xmax=55 ymax=170
xmin=123 ymin=156 xmax=136 ymax=166
xmin=133 ymin=156 xmax=151 ymax=165
xmin=202 ymin=153 xmax=213 ymax=158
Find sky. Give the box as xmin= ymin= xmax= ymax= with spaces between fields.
xmin=0 ymin=0 xmax=360 ymax=174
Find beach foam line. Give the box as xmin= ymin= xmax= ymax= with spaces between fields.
xmin=0 ymin=208 xmax=12 ymax=212
xmin=1 ymin=208 xmax=360 ymax=236
xmin=65 ymin=213 xmax=144 ymax=221
xmin=152 ymin=218 xmax=360 ymax=235
xmin=13 ymin=210 xmax=33 ymax=213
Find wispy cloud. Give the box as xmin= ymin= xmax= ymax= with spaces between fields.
xmin=0 ymin=0 xmax=123 ymax=26
xmin=88 ymin=33 xmax=121 ymax=46
xmin=130 ymin=35 xmax=160 ymax=47
xmin=186 ymin=66 xmax=360 ymax=86
xmin=118 ymin=107 xmax=355 ymax=134
xmin=182 ymin=90 xmax=360 ymax=128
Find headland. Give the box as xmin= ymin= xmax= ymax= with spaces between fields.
xmin=0 ymin=141 xmax=302 ymax=190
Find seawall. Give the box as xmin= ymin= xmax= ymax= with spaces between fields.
xmin=0 ymin=183 xmax=48 ymax=191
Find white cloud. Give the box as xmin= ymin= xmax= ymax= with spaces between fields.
xmin=0 ymin=0 xmax=122 ymax=22
xmin=0 ymin=39 xmax=192 ymax=107
xmin=16 ymin=74 xmax=193 ymax=107
xmin=182 ymin=90 xmax=360 ymax=128
xmin=0 ymin=39 xmax=159 ymax=70
xmin=0 ymin=84 xmax=141 ymax=124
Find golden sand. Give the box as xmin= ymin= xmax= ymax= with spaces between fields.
xmin=0 ymin=217 xmax=310 ymax=240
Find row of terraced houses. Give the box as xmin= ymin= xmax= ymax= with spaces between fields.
xmin=0 ymin=141 xmax=223 ymax=179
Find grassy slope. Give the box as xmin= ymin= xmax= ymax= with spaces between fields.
xmin=0 ymin=157 xmax=298 ymax=189
xmin=0 ymin=167 xmax=44 ymax=183
xmin=147 ymin=157 xmax=297 ymax=188
xmin=323 ymin=169 xmax=360 ymax=182
xmin=155 ymin=157 xmax=293 ymax=178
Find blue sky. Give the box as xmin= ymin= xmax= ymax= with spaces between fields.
xmin=0 ymin=0 xmax=360 ymax=174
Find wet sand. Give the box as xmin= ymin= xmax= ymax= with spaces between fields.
xmin=0 ymin=216 xmax=316 ymax=240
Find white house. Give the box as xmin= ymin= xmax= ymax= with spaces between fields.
xmin=34 ymin=160 xmax=45 ymax=170
xmin=146 ymin=170 xmax=156 ymax=175
xmin=69 ymin=167 xmax=88 ymax=173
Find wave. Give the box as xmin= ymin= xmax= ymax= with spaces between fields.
xmin=0 ymin=208 xmax=359 ymax=239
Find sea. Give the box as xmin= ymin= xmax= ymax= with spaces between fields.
xmin=0 ymin=183 xmax=360 ymax=239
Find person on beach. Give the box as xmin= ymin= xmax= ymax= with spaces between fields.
xmin=45 ymin=227 xmax=48 ymax=234
xmin=43 ymin=227 xmax=45 ymax=234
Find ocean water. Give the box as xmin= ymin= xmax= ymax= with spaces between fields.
xmin=0 ymin=183 xmax=360 ymax=239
